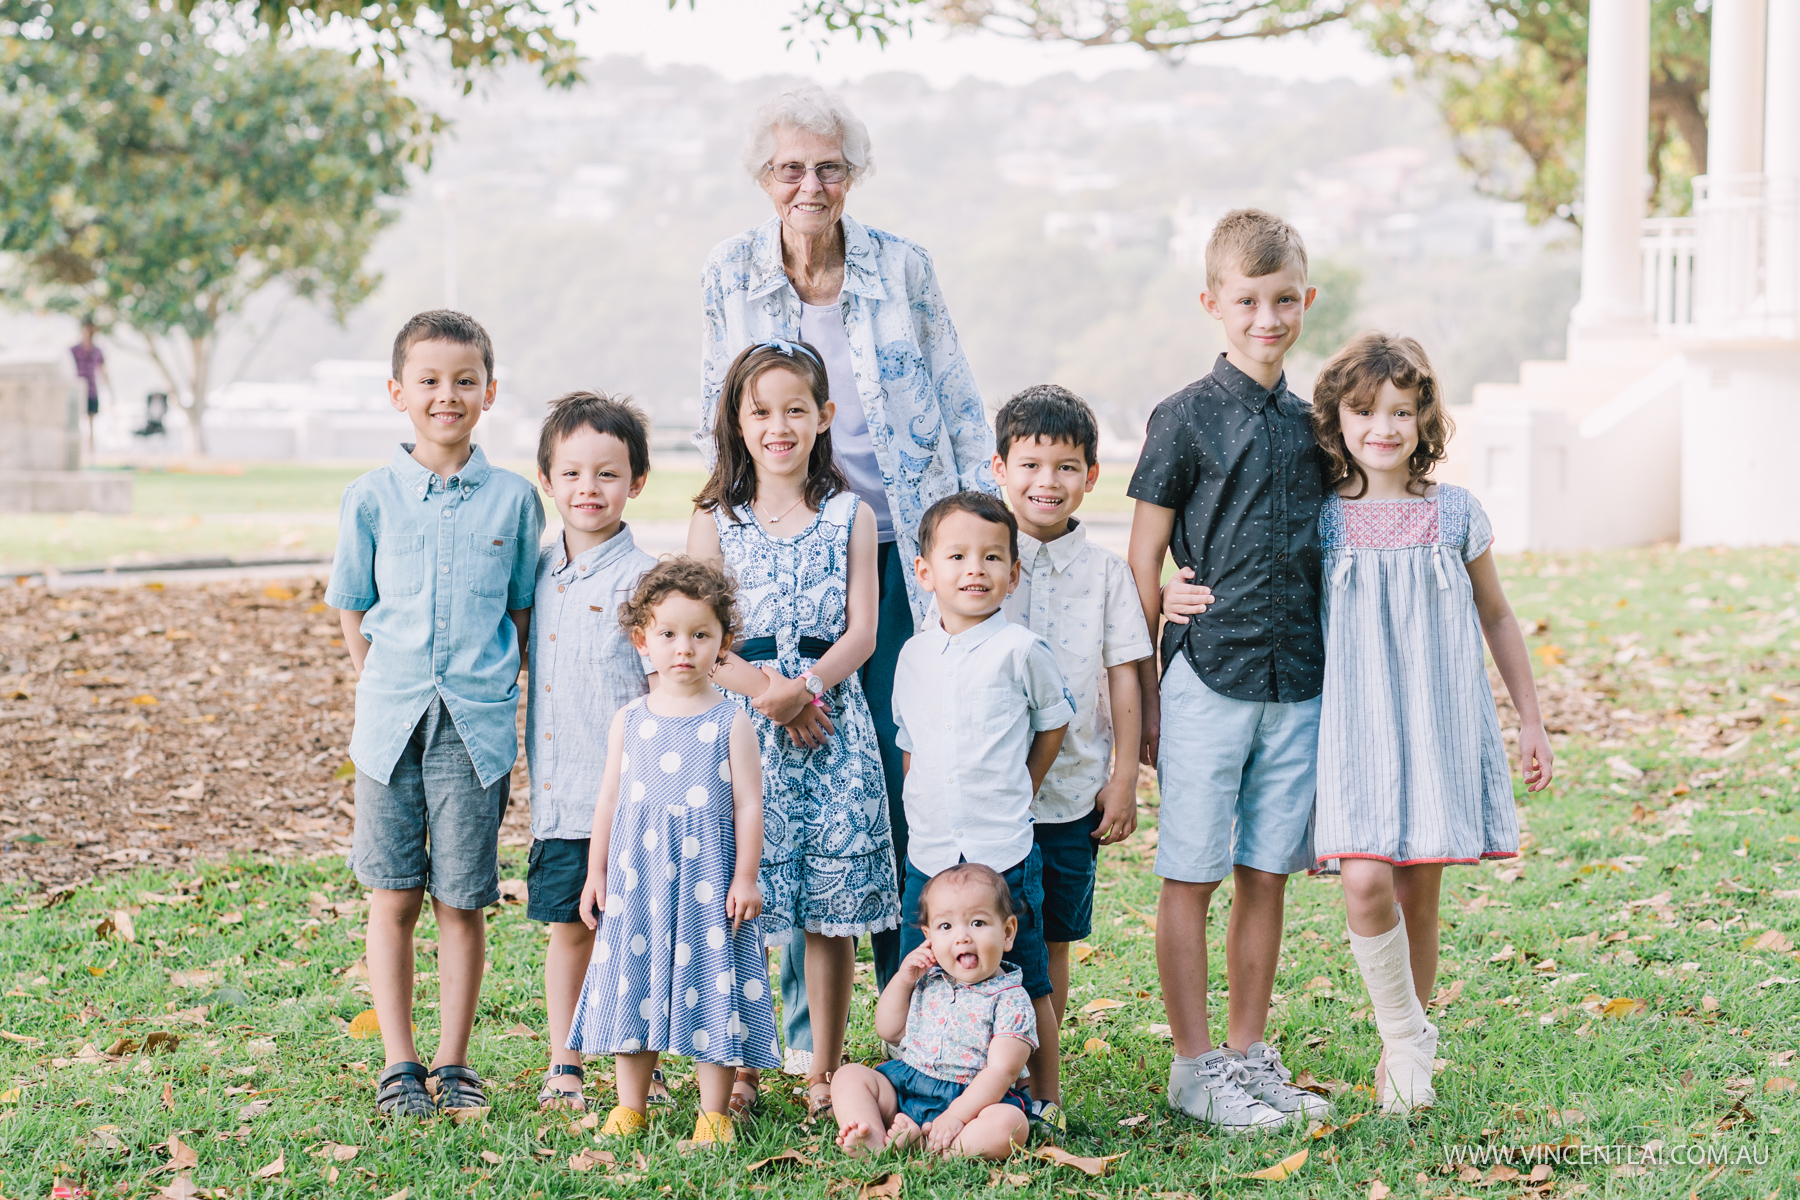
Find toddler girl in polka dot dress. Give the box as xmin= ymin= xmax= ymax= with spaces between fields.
xmin=568 ymin=558 xmax=781 ymax=1143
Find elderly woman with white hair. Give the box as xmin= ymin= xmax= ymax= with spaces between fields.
xmin=697 ymin=84 xmax=995 ymax=1120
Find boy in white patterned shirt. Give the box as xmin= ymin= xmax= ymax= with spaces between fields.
xmin=992 ymin=385 xmax=1153 ymax=1134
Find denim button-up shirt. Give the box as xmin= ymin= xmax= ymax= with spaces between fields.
xmin=699 ymin=213 xmax=997 ymax=624
xmin=326 ymin=444 xmax=544 ymax=788
xmin=524 ymin=526 xmax=657 ymax=840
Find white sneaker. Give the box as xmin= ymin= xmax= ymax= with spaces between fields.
xmin=1226 ymin=1042 xmax=1331 ymax=1125
xmin=1167 ymin=1049 xmax=1287 ymax=1135
xmin=782 ymin=1047 xmax=813 ymax=1077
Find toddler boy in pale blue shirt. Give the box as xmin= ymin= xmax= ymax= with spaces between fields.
xmin=524 ymin=391 xmax=658 ymax=1113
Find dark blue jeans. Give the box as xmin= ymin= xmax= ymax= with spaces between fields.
xmin=779 ymin=540 xmax=912 ymax=1054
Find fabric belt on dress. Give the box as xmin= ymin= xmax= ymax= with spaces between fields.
xmin=735 ymin=635 xmax=835 ymax=663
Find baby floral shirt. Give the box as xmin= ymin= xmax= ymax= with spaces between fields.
xmin=898 ymin=963 xmax=1038 ymax=1085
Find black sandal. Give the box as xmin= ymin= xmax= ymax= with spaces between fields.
xmin=648 ymin=1067 xmax=672 ymax=1107
xmin=376 ymin=1061 xmax=435 ymax=1118
xmin=430 ymin=1063 xmax=489 ymax=1112
xmin=538 ymin=1063 xmax=586 ymax=1112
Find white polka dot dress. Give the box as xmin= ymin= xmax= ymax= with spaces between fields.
xmin=566 ymin=697 xmax=781 ymax=1069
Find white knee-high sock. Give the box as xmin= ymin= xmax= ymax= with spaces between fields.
xmin=1347 ymin=908 xmax=1435 ymax=1111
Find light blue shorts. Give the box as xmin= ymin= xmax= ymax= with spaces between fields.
xmin=1154 ymin=655 xmax=1319 ymax=884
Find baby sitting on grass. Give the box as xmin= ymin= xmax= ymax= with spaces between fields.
xmin=831 ymin=863 xmax=1036 ymax=1159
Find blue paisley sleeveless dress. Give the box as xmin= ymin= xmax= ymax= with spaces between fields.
xmin=566 ymin=695 xmax=780 ymax=1069
xmin=713 ymin=489 xmax=901 ymax=944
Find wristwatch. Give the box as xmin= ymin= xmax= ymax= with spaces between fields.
xmin=799 ymin=671 xmax=825 ymax=697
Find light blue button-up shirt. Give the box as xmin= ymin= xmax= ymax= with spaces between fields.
xmin=524 ymin=526 xmax=657 ymax=840
xmin=326 ymin=444 xmax=544 ymax=788
xmin=700 ymin=213 xmax=997 ymax=624
xmin=892 ymin=611 xmax=1075 ymax=874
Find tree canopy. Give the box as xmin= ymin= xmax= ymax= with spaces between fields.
xmin=0 ymin=0 xmax=432 ymax=449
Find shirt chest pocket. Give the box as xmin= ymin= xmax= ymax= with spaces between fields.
xmin=582 ymin=594 xmax=634 ymax=665
xmin=374 ymin=533 xmax=426 ymax=598
xmin=467 ymin=534 xmax=516 ymax=599
xmin=966 ymin=685 xmax=1023 ymax=745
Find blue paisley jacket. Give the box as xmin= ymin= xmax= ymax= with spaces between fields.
xmin=699 ymin=213 xmax=997 ymax=624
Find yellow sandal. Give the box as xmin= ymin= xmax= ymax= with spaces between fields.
xmin=600 ymin=1105 xmax=649 ymax=1138
xmin=692 ymin=1111 xmax=734 ymax=1144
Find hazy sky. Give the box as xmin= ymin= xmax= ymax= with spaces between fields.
xmin=569 ymin=0 xmax=1399 ymax=87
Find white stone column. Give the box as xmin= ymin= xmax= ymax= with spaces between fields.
xmin=1766 ymin=0 xmax=1800 ymax=326
xmin=1568 ymin=0 xmax=1651 ymax=343
xmin=1710 ymin=0 xmax=1769 ymax=178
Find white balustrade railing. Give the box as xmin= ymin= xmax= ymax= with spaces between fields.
xmin=1640 ymin=216 xmax=1697 ymax=330
xmin=1689 ymin=173 xmax=1800 ymax=339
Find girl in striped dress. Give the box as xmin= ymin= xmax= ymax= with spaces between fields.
xmin=568 ymin=558 xmax=780 ymax=1144
xmin=1310 ymin=333 xmax=1554 ymax=1115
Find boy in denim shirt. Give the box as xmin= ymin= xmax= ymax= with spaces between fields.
xmin=327 ymin=310 xmax=543 ymax=1118
xmin=525 ymin=391 xmax=658 ymax=1112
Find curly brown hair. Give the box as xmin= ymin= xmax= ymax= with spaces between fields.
xmin=617 ymin=557 xmax=740 ymax=649
xmin=1311 ymin=331 xmax=1455 ymax=499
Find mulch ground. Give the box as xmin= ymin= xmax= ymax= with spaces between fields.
xmin=0 ymin=578 xmax=532 ymax=896
xmin=0 ymin=576 xmax=1724 ymax=898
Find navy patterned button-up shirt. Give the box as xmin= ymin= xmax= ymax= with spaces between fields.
xmin=1127 ymin=355 xmax=1329 ymax=704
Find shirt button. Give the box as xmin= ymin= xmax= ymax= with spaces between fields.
xmin=437 ymin=619 xmax=447 ymax=629
xmin=436 ymin=674 xmax=444 ymax=683
xmin=545 ymin=732 xmax=552 ymax=740
xmin=543 ymin=782 xmax=551 ymax=790
xmin=953 ymin=828 xmax=965 ymax=838
xmin=545 ymin=685 xmax=551 ymax=693
xmin=557 ymin=585 xmax=565 ymax=593
xmin=549 ymin=633 xmax=556 ymax=641
xmin=440 ymin=565 xmax=449 ymax=574
xmin=442 ymin=510 xmax=452 ymax=518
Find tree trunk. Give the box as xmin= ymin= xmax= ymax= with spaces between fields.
xmin=184 ymin=331 xmax=212 ymax=457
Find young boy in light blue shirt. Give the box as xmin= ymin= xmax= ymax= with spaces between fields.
xmin=524 ymin=391 xmax=658 ymax=1113
xmin=327 ymin=310 xmax=543 ymax=1119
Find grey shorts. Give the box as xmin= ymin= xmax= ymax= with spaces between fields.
xmin=350 ymin=697 xmax=511 ymax=910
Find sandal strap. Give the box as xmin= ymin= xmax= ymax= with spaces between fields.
xmin=429 ymin=1063 xmax=488 ymax=1108
xmin=376 ymin=1061 xmax=434 ymax=1116
xmin=379 ymin=1061 xmax=429 ymax=1087
xmin=549 ymin=1063 xmax=585 ymax=1081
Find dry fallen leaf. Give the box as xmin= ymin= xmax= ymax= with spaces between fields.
xmin=499 ymin=1023 xmax=539 ymax=1039
xmin=857 ymin=1172 xmax=903 ymax=1199
xmin=1070 ymin=943 xmax=1096 ymax=965
xmin=1034 ymin=1146 xmax=1124 ymax=1177
xmin=479 ymin=1151 xmax=502 ymax=1166
xmin=237 ymin=1098 xmax=273 ymax=1121
xmin=347 ymin=1009 xmax=382 ymax=1039
xmin=169 ymin=971 xmax=217 ymax=989
xmin=1079 ymin=997 xmax=1127 ymax=1015
xmin=446 ymin=1106 xmax=489 ymax=1125
xmin=1368 ymin=1181 xmax=1392 ymax=1200
xmin=1749 ymin=930 xmax=1794 ymax=953
xmin=988 ymin=1170 xmax=1033 ymax=1187
xmin=161 ymin=1082 xmax=174 ymax=1111
xmin=145 ymin=1031 xmax=180 ymax=1055
xmin=255 ymin=1154 xmax=284 ymax=1179
xmin=324 ymin=1142 xmax=359 ymax=1162
xmin=1428 ymin=980 xmax=1464 ymax=1008
xmin=745 ymin=1149 xmax=813 ymax=1172
xmin=1601 ymin=997 xmax=1647 ymax=1018
xmin=159 ymin=1176 xmax=199 ymax=1200
xmin=1082 ymin=1037 xmax=1110 ymax=1054
xmin=378 ymin=1189 xmax=410 ymax=1200
xmin=165 ymin=1133 xmax=199 ymax=1171
xmin=1764 ymin=1077 xmax=1797 ymax=1094
xmin=1241 ymin=1148 xmax=1308 ymax=1181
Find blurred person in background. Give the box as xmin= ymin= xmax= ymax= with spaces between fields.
xmin=71 ymin=319 xmax=111 ymax=456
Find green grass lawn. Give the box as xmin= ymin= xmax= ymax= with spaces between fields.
xmin=3 ymin=552 xmax=1798 ymax=1198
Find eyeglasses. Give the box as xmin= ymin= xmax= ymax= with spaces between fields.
xmin=768 ymin=161 xmax=851 ymax=185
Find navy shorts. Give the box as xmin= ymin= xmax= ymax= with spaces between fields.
xmin=1034 ymin=809 xmax=1102 ymax=943
xmin=898 ymin=847 xmax=1052 ymax=999
xmin=876 ymin=1058 xmax=1030 ymax=1127
xmin=526 ymin=837 xmax=590 ymax=924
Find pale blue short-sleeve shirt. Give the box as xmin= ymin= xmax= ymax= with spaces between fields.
xmin=524 ymin=527 xmax=657 ymax=840
xmin=326 ymin=444 xmax=544 ymax=789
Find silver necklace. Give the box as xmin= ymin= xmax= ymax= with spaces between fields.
xmin=759 ymin=494 xmax=806 ymax=525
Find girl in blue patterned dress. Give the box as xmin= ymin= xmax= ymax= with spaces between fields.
xmin=1310 ymin=333 xmax=1554 ymax=1115
xmin=688 ymin=339 xmax=901 ymax=1119
xmin=569 ymin=558 xmax=780 ymax=1144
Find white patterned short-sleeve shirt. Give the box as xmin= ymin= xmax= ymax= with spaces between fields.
xmin=898 ymin=963 xmax=1038 ymax=1085
xmin=1002 ymin=521 xmax=1153 ymax=823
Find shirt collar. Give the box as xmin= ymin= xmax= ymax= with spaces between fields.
xmin=1209 ymin=352 xmax=1287 ymax=414
xmin=554 ymin=524 xmax=640 ymax=575
xmin=391 ymin=443 xmax=492 ymax=500
xmin=747 ymin=213 xmax=889 ymax=303
xmin=923 ymin=963 xmax=1025 ymax=994
xmin=1017 ymin=519 xmax=1087 ymax=575
xmin=923 ymin=607 xmax=1010 ymax=654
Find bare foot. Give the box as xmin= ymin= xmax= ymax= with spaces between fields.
xmin=886 ymin=1113 xmax=922 ymax=1152
xmin=836 ymin=1119 xmax=883 ymax=1158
